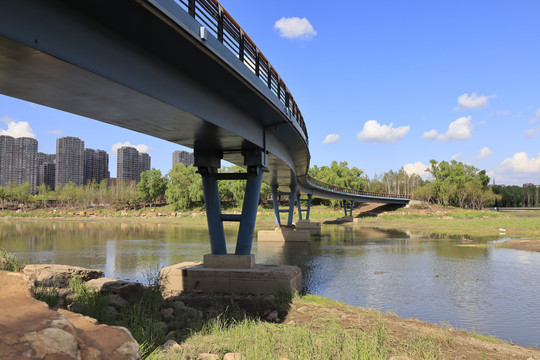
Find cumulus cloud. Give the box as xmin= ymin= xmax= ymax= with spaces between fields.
xmin=489 ymin=153 xmax=540 ymax=184
xmin=274 ymin=17 xmax=317 ymax=39
xmin=322 ymin=134 xmax=339 ymax=144
xmin=456 ymin=92 xmax=497 ymax=109
xmin=111 ymin=141 xmax=151 ymax=156
xmin=357 ymin=120 xmax=410 ymax=143
xmin=0 ymin=117 xmax=36 ymax=138
xmin=403 ymin=162 xmax=429 ymax=179
xmin=477 ymin=146 xmax=494 ymax=160
xmin=422 ymin=116 xmax=473 ymax=142
xmin=47 ymin=129 xmax=63 ymax=135
xmin=451 ymin=153 xmax=462 ymax=161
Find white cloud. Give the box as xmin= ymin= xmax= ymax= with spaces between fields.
xmin=524 ymin=127 xmax=540 ymax=139
xmin=422 ymin=116 xmax=473 ymax=142
xmin=47 ymin=129 xmax=63 ymax=135
xmin=456 ymin=92 xmax=497 ymax=109
xmin=494 ymin=152 xmax=540 ymax=177
xmin=477 ymin=146 xmax=494 ymax=160
xmin=536 ymin=108 xmax=540 ymax=118
xmin=111 ymin=141 xmax=151 ymax=156
xmin=357 ymin=120 xmax=410 ymax=143
xmin=403 ymin=162 xmax=429 ymax=179
xmin=274 ymin=17 xmax=317 ymax=39
xmin=451 ymin=153 xmax=462 ymax=161
xmin=322 ymin=134 xmax=339 ymax=144
xmin=0 ymin=117 xmax=36 ymax=138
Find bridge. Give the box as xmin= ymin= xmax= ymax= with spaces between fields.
xmin=1 ymin=0 xmax=409 ymax=289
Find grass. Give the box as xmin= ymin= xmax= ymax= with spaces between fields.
xmin=0 ymin=249 xmax=27 ymax=271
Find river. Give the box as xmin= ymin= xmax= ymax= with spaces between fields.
xmin=1 ymin=221 xmax=539 ymax=347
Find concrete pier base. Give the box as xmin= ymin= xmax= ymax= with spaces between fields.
xmin=258 ymin=225 xmax=311 ymax=242
xmin=293 ymin=219 xmax=322 ymax=235
xmin=353 ymin=217 xmax=362 ymax=224
xmin=337 ymin=215 xmax=354 ymax=222
xmin=160 ymin=254 xmax=302 ymax=296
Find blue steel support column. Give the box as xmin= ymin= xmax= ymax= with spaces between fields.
xmin=343 ymin=200 xmax=347 ymax=216
xmin=306 ymin=194 xmax=312 ymax=220
xmin=235 ymin=165 xmax=264 ymax=255
xmin=350 ymin=200 xmax=355 ymax=217
xmin=296 ymin=193 xmax=303 ymax=220
xmin=199 ymin=167 xmax=227 ymax=255
xmin=271 ymin=185 xmax=281 ymax=226
xmin=287 ymin=184 xmax=297 ymax=225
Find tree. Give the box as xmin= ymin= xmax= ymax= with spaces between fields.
xmin=0 ymin=187 xmax=7 ymax=211
xmin=166 ymin=164 xmax=202 ymax=211
xmin=138 ymin=169 xmax=167 ymax=208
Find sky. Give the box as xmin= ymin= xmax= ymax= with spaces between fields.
xmin=1 ymin=0 xmax=540 ymax=184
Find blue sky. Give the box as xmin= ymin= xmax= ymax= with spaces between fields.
xmin=1 ymin=0 xmax=540 ymax=184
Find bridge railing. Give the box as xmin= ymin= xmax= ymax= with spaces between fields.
xmin=173 ymin=0 xmax=308 ymax=139
xmin=306 ymin=175 xmax=410 ymax=200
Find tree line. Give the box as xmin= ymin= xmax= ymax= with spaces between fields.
xmin=0 ymin=159 xmax=520 ymax=212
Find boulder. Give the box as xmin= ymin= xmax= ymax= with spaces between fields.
xmin=23 ymin=264 xmax=104 ymax=287
xmin=0 ymin=270 xmax=141 ymax=360
xmin=86 ymin=277 xmax=145 ymax=300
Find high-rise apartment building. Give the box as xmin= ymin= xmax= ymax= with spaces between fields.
xmin=56 ymin=136 xmax=84 ymax=188
xmin=117 ymin=146 xmax=150 ymax=183
xmin=172 ymin=150 xmax=194 ymax=168
xmin=0 ymin=135 xmax=38 ymax=192
xmin=0 ymin=135 xmax=15 ymax=187
xmin=84 ymin=148 xmax=110 ymax=184
xmin=37 ymin=152 xmax=56 ymax=190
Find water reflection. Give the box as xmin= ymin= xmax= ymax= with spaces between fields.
xmin=1 ymin=221 xmax=540 ymax=347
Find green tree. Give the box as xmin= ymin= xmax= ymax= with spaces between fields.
xmin=166 ymin=164 xmax=202 ymax=211
xmin=138 ymin=169 xmax=167 ymax=208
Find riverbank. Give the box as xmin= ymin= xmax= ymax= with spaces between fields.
xmin=2 ymin=262 xmax=540 ymax=360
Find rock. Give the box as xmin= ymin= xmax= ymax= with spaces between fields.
xmin=161 ymin=307 xmax=174 ymax=322
xmin=266 ymin=310 xmax=279 ymax=322
xmin=81 ymin=346 xmax=102 ymax=360
xmin=159 ymin=339 xmax=182 ymax=352
xmin=156 ymin=322 xmax=168 ymax=333
xmin=0 ymin=271 xmax=141 ymax=360
xmin=58 ymin=288 xmax=73 ymax=298
xmin=109 ymin=294 xmax=128 ymax=310
xmin=86 ymin=277 xmax=145 ymax=300
xmin=23 ymin=264 xmax=104 ymax=287
xmin=263 ymin=309 xmax=271 ymax=316
xmin=107 ymin=305 xmax=119 ymax=318
xmin=22 ymin=327 xmax=80 ymax=359
xmin=173 ymin=300 xmax=186 ymax=312
xmin=198 ymin=353 xmax=220 ymax=360
xmin=68 ymin=301 xmax=88 ymax=314
xmin=224 ymin=353 xmax=246 ymax=360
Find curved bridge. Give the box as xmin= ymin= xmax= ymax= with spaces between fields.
xmin=0 ymin=0 xmax=409 ymax=255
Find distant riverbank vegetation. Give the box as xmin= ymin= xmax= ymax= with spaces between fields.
xmin=0 ymin=159 xmax=530 ymax=212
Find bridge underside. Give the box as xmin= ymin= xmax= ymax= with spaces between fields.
xmin=0 ymin=0 xmax=308 ymax=189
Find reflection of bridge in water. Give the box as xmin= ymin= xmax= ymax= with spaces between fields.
xmin=1 ymin=0 xmax=410 ymax=293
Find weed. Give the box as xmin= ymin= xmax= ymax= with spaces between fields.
xmin=33 ymin=285 xmax=61 ymax=308
xmin=0 ymin=249 xmax=27 ymax=272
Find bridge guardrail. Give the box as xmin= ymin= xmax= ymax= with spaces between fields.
xmin=173 ymin=0 xmax=308 ymax=139
xmin=306 ymin=175 xmax=410 ymax=200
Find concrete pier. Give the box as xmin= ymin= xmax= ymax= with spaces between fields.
xmin=160 ymin=254 xmax=302 ymax=296
xmin=293 ymin=219 xmax=321 ymax=235
xmin=257 ymin=225 xmax=311 ymax=242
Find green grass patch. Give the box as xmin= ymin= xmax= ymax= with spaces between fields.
xmin=0 ymin=249 xmax=27 ymax=271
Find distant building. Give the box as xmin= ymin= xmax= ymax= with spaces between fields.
xmin=139 ymin=152 xmax=151 ymax=175
xmin=83 ymin=148 xmax=110 ymax=184
xmin=56 ymin=136 xmax=84 ymax=188
xmin=37 ymin=152 xmax=56 ymax=190
xmin=117 ymin=147 xmax=150 ymax=183
xmin=0 ymin=135 xmax=38 ymax=192
xmin=172 ymin=150 xmax=194 ymax=168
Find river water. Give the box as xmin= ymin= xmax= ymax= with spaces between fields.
xmin=1 ymin=221 xmax=539 ymax=347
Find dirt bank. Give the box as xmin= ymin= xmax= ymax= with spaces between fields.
xmin=500 ymin=239 xmax=540 ymax=252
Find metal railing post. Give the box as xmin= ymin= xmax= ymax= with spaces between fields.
xmin=217 ymin=6 xmax=224 ymax=43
